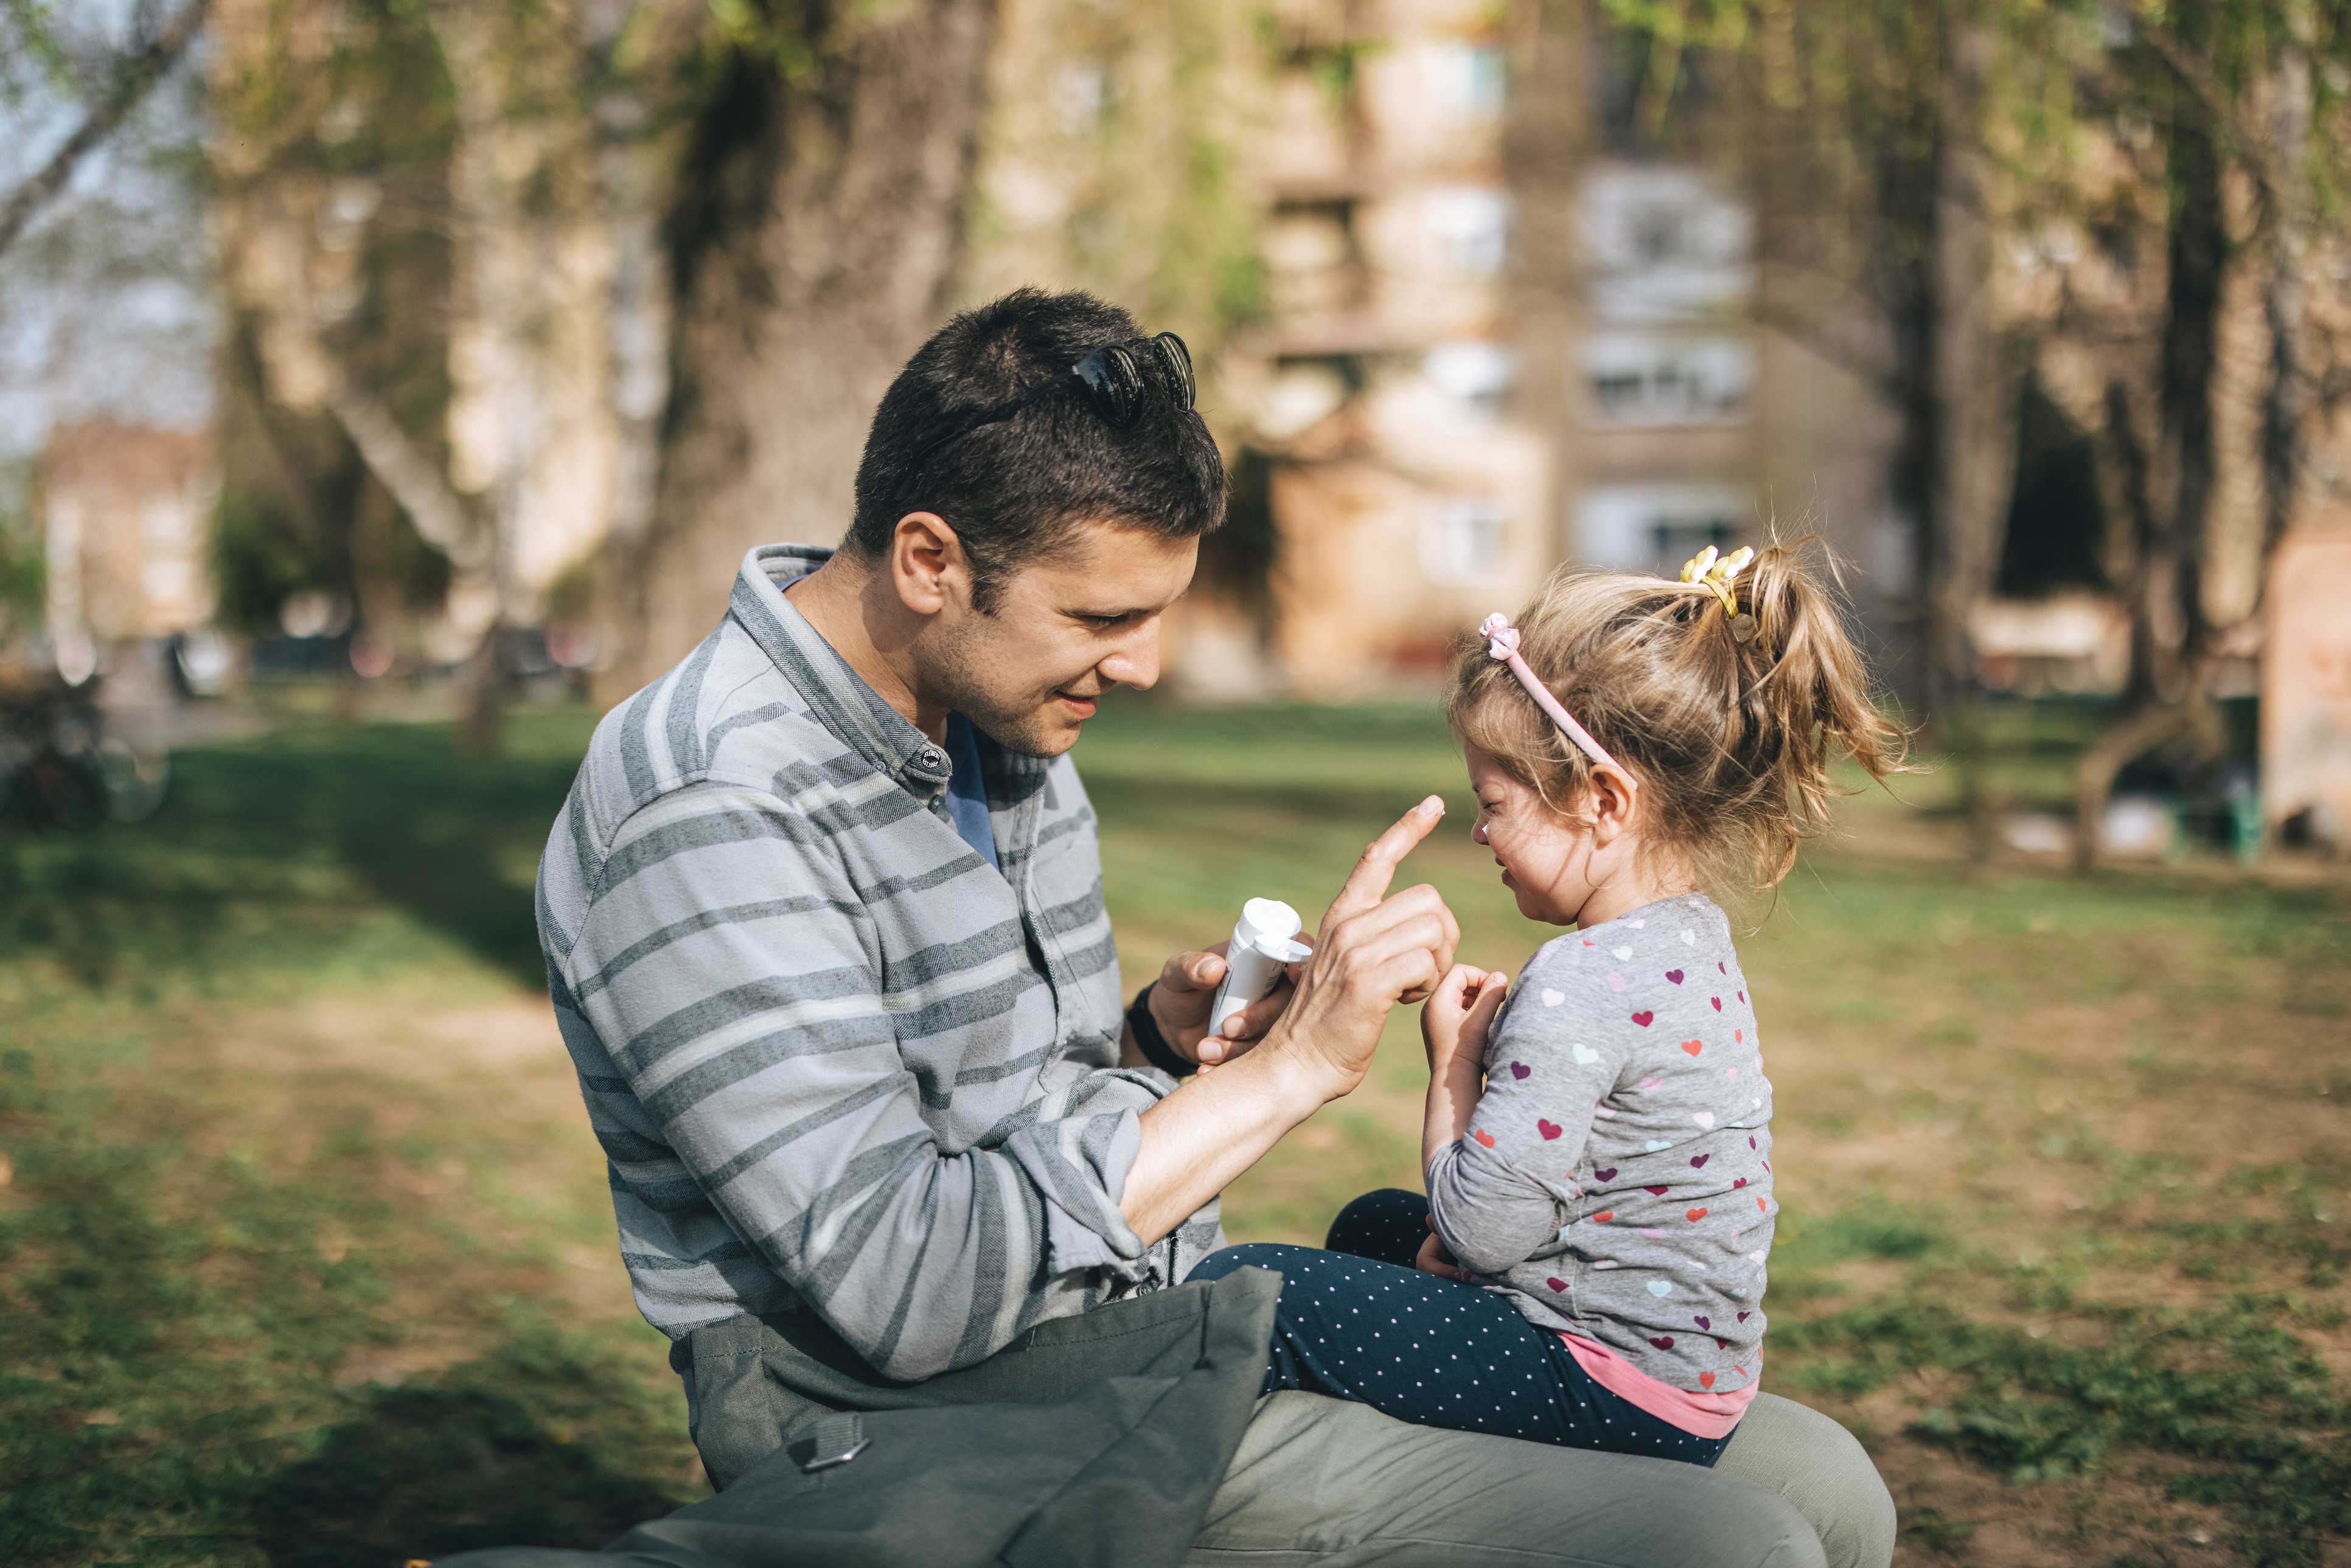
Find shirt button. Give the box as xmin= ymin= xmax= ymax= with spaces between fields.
xmin=919 ymin=749 xmax=944 ymax=768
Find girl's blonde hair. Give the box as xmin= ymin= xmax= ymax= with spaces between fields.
xmin=1446 ymin=538 xmax=1910 ymax=893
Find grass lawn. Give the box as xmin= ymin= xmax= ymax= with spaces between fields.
xmin=2 ymin=694 xmax=2346 ymax=1566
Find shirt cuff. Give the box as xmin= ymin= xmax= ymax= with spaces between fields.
xmin=1002 ymin=1097 xmax=1155 ymax=1283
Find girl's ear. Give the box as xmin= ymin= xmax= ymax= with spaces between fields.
xmin=1586 ymin=762 xmax=1642 ymax=845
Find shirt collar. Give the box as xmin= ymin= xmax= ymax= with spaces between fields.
xmin=726 ymin=543 xmax=956 ymax=796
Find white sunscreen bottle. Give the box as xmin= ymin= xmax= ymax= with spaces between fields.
xmin=1210 ymin=897 xmax=1313 ymax=1039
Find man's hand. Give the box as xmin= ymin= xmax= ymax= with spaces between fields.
xmin=1117 ymin=796 xmax=1461 ymax=1246
xmin=1250 ymin=796 xmax=1460 ymax=1106
xmin=1145 ymin=943 xmax=1301 ymax=1070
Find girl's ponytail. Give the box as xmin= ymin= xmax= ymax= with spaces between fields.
xmin=1447 ymin=536 xmax=1912 ymax=893
xmin=1729 ymin=542 xmax=1912 ymax=879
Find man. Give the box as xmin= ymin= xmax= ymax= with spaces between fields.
xmin=535 ymin=289 xmax=1895 ymax=1567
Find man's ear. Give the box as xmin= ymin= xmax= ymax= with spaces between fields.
xmin=887 ymin=512 xmax=972 ymax=618
xmin=1586 ymin=762 xmax=1642 ymax=846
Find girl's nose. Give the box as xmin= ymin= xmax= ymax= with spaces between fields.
xmin=1472 ymin=819 xmax=1489 ymax=846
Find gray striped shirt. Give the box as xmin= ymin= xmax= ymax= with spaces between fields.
xmin=535 ymin=544 xmax=1222 ymax=1381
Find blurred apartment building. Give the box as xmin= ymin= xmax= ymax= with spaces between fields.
xmin=1183 ymin=2 xmax=1545 ymax=695
xmin=1182 ymin=0 xmax=1899 ymax=698
xmin=38 ymin=423 xmax=219 ymax=685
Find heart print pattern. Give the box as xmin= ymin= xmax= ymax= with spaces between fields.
xmin=1427 ymin=890 xmax=1772 ymax=1402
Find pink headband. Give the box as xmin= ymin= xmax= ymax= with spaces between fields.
xmin=1479 ymin=613 xmax=1626 ymax=773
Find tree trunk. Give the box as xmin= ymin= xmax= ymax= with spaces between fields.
xmin=2261 ymin=2 xmax=2315 ymax=559
xmin=1918 ymin=15 xmax=2018 ymax=854
xmin=459 ymin=617 xmax=512 ymax=754
xmin=2073 ymin=18 xmax=2231 ymax=870
xmin=1877 ymin=106 xmax=1940 ymax=722
xmin=599 ymin=0 xmax=997 ymax=700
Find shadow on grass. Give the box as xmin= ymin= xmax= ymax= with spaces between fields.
xmin=253 ymin=1381 xmax=683 ymax=1568
xmin=0 ymin=713 xmax=596 ymax=994
xmin=0 ymin=1040 xmax=698 ymax=1567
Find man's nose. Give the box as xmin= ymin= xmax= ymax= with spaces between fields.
xmin=1097 ymin=618 xmax=1162 ymax=692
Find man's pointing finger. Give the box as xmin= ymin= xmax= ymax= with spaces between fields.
xmin=1323 ymin=795 xmax=1445 ymax=932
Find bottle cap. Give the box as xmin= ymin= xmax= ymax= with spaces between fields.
xmin=1237 ymin=897 xmax=1303 ymax=945
xmin=1236 ymin=898 xmax=1311 ymax=961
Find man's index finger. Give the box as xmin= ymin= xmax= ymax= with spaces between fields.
xmin=1323 ymin=795 xmax=1444 ymax=930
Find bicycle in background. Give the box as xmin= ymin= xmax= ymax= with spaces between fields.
xmin=0 ymin=666 xmax=170 ymax=830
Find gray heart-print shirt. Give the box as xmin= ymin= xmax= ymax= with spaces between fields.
xmin=1424 ymin=892 xmax=1774 ymax=1395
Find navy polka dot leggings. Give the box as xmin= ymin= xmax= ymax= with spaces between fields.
xmin=1188 ymin=1188 xmax=1733 ymax=1466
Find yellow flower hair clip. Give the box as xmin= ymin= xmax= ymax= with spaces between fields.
xmin=1679 ymin=545 xmax=1759 ymax=643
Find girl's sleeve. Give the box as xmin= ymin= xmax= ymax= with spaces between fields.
xmin=1426 ymin=961 xmax=1630 ymax=1275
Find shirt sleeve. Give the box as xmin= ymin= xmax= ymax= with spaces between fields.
xmin=1425 ymin=966 xmax=1631 ymax=1276
xmin=563 ymin=780 xmax=1158 ymax=1382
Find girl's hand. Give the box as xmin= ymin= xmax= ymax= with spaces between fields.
xmin=1421 ymin=964 xmax=1509 ymax=1069
xmin=1419 ymin=963 xmax=1486 ymax=1068
xmin=1421 ymin=967 xmax=1509 ymax=1173
xmin=1460 ymin=967 xmax=1509 ymax=1058
xmin=1413 ymin=1223 xmax=1472 ymax=1282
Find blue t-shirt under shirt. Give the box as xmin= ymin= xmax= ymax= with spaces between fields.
xmin=944 ymin=713 xmax=998 ymax=870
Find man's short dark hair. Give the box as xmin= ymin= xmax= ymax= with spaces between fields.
xmin=849 ymin=288 xmax=1226 ymax=605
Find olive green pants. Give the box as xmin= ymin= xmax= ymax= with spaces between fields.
xmin=676 ymin=1292 xmax=1894 ymax=1568
xmin=1186 ymin=1387 xmax=1892 ymax=1568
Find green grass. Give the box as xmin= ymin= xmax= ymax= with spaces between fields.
xmin=2 ymin=693 xmax=2347 ymax=1565
xmin=1 ymin=708 xmax=699 ymax=1566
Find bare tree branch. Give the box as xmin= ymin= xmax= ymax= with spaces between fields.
xmin=325 ymin=381 xmax=493 ymax=577
xmin=0 ymin=0 xmax=211 ymax=259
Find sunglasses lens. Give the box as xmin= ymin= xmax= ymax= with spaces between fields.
xmin=1078 ymin=346 xmax=1145 ymax=425
xmin=1151 ymin=332 xmax=1195 ymax=411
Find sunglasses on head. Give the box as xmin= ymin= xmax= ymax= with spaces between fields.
xmin=893 ymin=332 xmax=1196 ymax=503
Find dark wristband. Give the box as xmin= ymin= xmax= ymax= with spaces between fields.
xmin=1126 ymin=983 xmax=1196 ymax=1078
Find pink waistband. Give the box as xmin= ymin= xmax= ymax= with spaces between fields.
xmin=1557 ymin=1333 xmax=1757 ymax=1440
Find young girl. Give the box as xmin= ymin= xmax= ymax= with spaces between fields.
xmin=1191 ymin=541 xmax=1907 ymax=1465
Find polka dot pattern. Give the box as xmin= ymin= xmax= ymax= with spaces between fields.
xmin=1190 ymin=1191 xmax=1734 ymax=1468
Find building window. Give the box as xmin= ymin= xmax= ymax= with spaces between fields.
xmin=1421 ymin=496 xmax=1510 ymax=585
xmin=1258 ymin=359 xmax=1353 ymax=440
xmin=1578 ymin=164 xmax=1755 ymax=324
xmin=1647 ymin=518 xmax=1740 ymax=575
xmin=1425 ymin=340 xmax=1516 ymax=417
xmin=1581 ymin=332 xmax=1754 ymax=426
xmin=1572 ymin=484 xmax=1754 ymax=574
xmin=1434 ymin=43 xmax=1506 ymax=119
xmin=1427 ymin=186 xmax=1510 ymax=277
